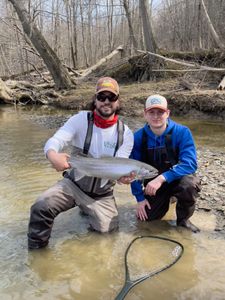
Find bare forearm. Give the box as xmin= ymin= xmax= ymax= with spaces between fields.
xmin=46 ymin=149 xmax=70 ymax=171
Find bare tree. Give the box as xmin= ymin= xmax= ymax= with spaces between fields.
xmin=122 ymin=0 xmax=138 ymax=50
xmin=200 ymin=0 xmax=224 ymax=49
xmin=196 ymin=0 xmax=203 ymax=49
xmin=2 ymin=0 xmax=225 ymax=80
xmin=106 ymin=0 xmax=114 ymax=53
xmin=79 ymin=0 xmax=89 ymax=67
xmin=52 ymin=0 xmax=60 ymax=55
xmin=0 ymin=44 xmax=12 ymax=76
xmin=8 ymin=0 xmax=74 ymax=89
xmin=139 ymin=0 xmax=157 ymax=52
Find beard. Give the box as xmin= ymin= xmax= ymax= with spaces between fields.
xmin=95 ymin=105 xmax=118 ymax=118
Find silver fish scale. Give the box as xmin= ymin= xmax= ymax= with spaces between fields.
xmin=69 ymin=156 xmax=158 ymax=180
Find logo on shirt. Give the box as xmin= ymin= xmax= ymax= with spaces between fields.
xmin=104 ymin=141 xmax=116 ymax=149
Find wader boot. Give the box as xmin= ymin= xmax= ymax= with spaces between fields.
xmin=171 ymin=175 xmax=201 ymax=233
xmin=176 ymin=204 xmax=200 ymax=233
xmin=144 ymin=175 xmax=201 ymax=233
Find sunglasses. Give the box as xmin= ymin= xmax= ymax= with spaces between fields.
xmin=96 ymin=93 xmax=118 ymax=102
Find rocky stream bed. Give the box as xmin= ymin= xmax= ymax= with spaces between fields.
xmin=196 ymin=147 xmax=225 ymax=233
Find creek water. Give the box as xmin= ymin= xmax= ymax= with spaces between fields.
xmin=0 ymin=105 xmax=225 ymax=300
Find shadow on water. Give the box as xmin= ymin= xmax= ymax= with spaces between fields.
xmin=0 ymin=105 xmax=225 ymax=299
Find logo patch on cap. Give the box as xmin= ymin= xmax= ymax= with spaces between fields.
xmin=150 ymin=98 xmax=163 ymax=105
xmin=96 ymin=77 xmax=119 ymax=95
xmin=145 ymin=94 xmax=168 ymax=111
xmin=100 ymin=81 xmax=114 ymax=88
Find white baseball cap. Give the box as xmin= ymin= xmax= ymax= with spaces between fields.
xmin=145 ymin=94 xmax=168 ymax=112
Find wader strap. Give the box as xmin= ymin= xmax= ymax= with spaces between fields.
xmin=141 ymin=126 xmax=178 ymax=166
xmin=113 ymin=119 xmax=124 ymax=156
xmin=141 ymin=127 xmax=148 ymax=163
xmin=65 ymin=112 xmax=124 ymax=194
xmin=83 ymin=112 xmax=124 ymax=156
xmin=83 ymin=112 xmax=94 ymax=155
xmin=165 ymin=128 xmax=177 ymax=166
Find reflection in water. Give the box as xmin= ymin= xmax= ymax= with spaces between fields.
xmin=1 ymin=106 xmax=225 ymax=299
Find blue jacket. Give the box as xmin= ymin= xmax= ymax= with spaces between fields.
xmin=130 ymin=119 xmax=197 ymax=202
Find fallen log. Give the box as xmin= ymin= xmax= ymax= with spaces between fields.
xmin=179 ymin=78 xmax=196 ymax=91
xmin=137 ymin=50 xmax=225 ymax=72
xmin=0 ymin=77 xmax=59 ymax=105
xmin=0 ymin=78 xmax=13 ymax=103
xmin=79 ymin=45 xmax=124 ymax=79
xmin=217 ymin=76 xmax=225 ymax=90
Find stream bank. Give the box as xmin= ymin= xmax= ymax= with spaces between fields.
xmin=50 ymin=79 xmax=225 ymax=121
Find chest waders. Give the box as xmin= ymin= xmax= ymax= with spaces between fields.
xmin=141 ymin=127 xmax=178 ymax=187
xmin=140 ymin=127 xmax=200 ymax=230
xmin=64 ymin=112 xmax=125 ymax=196
xmin=28 ymin=113 xmax=125 ymax=249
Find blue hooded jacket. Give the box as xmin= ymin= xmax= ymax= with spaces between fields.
xmin=130 ymin=119 xmax=197 ymax=202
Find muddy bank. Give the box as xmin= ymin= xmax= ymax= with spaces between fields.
xmin=1 ymin=77 xmax=225 ymax=120
xmin=52 ymin=80 xmax=225 ymax=121
xmin=123 ymin=90 xmax=225 ymax=121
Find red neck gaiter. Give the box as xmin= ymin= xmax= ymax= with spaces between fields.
xmin=93 ymin=111 xmax=118 ymax=128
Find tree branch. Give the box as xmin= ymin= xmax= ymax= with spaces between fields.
xmin=137 ymin=50 xmax=225 ymax=72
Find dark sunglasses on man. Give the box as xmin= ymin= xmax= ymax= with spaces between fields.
xmin=96 ymin=92 xmax=119 ymax=102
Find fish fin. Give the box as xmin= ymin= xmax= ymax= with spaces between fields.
xmin=72 ymin=148 xmax=93 ymax=158
xmin=74 ymin=152 xmax=89 ymax=158
xmin=71 ymin=147 xmax=86 ymax=157
xmin=100 ymin=179 xmax=109 ymax=188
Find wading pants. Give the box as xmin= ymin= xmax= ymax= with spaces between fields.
xmin=144 ymin=175 xmax=201 ymax=224
xmin=27 ymin=178 xmax=119 ymax=249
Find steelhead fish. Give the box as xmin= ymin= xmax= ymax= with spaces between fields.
xmin=68 ymin=155 xmax=158 ymax=185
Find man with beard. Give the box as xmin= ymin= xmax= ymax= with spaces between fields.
xmin=28 ymin=77 xmax=134 ymax=250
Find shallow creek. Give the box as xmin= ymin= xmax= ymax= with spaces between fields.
xmin=0 ymin=106 xmax=225 ymax=300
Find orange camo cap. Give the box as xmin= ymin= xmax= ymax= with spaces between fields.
xmin=145 ymin=94 xmax=168 ymax=112
xmin=96 ymin=77 xmax=119 ymax=96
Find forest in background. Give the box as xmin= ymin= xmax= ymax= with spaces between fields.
xmin=1 ymin=0 xmax=225 ymax=75
xmin=0 ymin=0 xmax=225 ymax=109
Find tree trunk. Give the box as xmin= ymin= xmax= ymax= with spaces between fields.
xmin=79 ymin=0 xmax=89 ymax=67
xmin=122 ymin=0 xmax=138 ymax=50
xmin=197 ymin=0 xmax=203 ymax=49
xmin=106 ymin=0 xmax=114 ymax=53
xmin=139 ymin=0 xmax=157 ymax=53
xmin=200 ymin=0 xmax=225 ymax=49
xmin=8 ymin=0 xmax=74 ymax=90
xmin=0 ymin=45 xmax=12 ymax=75
xmin=72 ymin=1 xmax=78 ymax=68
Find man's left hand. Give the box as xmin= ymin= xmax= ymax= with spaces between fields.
xmin=145 ymin=175 xmax=166 ymax=196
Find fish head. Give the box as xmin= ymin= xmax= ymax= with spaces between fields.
xmin=136 ymin=167 xmax=158 ymax=180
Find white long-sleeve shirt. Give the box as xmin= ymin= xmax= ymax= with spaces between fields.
xmin=44 ymin=111 xmax=134 ymax=158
